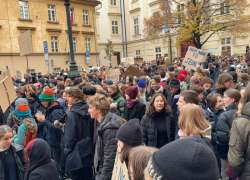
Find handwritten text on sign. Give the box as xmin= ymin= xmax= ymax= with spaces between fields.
xmin=182 ymin=46 xmax=208 ymax=71
xmin=106 ymin=69 xmax=120 ymax=84
xmin=111 ymin=153 xmax=129 ymax=180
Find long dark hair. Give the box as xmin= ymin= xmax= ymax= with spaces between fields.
xmin=146 ymin=93 xmax=172 ymax=117
xmin=120 ymin=143 xmax=133 ymax=164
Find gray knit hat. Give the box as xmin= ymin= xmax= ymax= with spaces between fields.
xmin=15 ymin=98 xmax=28 ymax=108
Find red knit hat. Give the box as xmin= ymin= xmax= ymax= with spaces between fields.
xmin=159 ymin=82 xmax=167 ymax=89
xmin=181 ymin=70 xmax=188 ymax=75
xmin=17 ymin=104 xmax=29 ymax=112
xmin=177 ymin=75 xmax=185 ymax=82
xmin=126 ymin=86 xmax=138 ymax=99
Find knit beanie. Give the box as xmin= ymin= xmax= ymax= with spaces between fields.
xmin=177 ymin=75 xmax=185 ymax=82
xmin=39 ymin=89 xmax=55 ymax=101
xmin=169 ymin=66 xmax=174 ymax=72
xmin=159 ymin=82 xmax=166 ymax=89
xmin=228 ymin=67 xmax=235 ymax=72
xmin=138 ymin=80 xmax=146 ymax=88
xmin=105 ymin=80 xmax=113 ymax=85
xmin=15 ymin=98 xmax=28 ymax=108
xmin=147 ymin=136 xmax=219 ymax=180
xmin=116 ymin=119 xmax=142 ymax=146
xmin=15 ymin=104 xmax=31 ymax=118
xmin=38 ymin=78 xmax=45 ymax=84
xmin=126 ymin=86 xmax=138 ymax=99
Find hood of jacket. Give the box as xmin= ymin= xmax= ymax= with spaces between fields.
xmin=202 ymin=125 xmax=212 ymax=140
xmin=241 ymin=102 xmax=250 ymax=116
xmin=56 ymin=98 xmax=66 ymax=108
xmin=98 ymin=112 xmax=123 ymax=133
xmin=69 ymin=100 xmax=88 ymax=116
xmin=225 ymin=103 xmax=238 ymax=111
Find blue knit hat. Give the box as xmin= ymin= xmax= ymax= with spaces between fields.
xmin=138 ymin=80 xmax=146 ymax=88
xmin=169 ymin=66 xmax=174 ymax=72
xmin=15 ymin=104 xmax=31 ymax=118
xmin=228 ymin=67 xmax=235 ymax=72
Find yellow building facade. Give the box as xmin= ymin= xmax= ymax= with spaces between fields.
xmin=0 ymin=0 xmax=100 ymax=77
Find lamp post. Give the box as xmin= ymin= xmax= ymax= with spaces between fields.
xmin=64 ymin=0 xmax=79 ymax=80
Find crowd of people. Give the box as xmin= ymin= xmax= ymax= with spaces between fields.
xmin=0 ymin=54 xmax=250 ymax=180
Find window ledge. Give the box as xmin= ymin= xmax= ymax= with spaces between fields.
xmin=19 ymin=18 xmax=33 ymax=22
xmin=133 ymin=34 xmax=141 ymax=37
xmin=72 ymin=23 xmax=77 ymax=26
xmin=131 ymin=0 xmax=139 ymax=3
xmin=17 ymin=26 xmax=36 ymax=31
xmin=111 ymin=34 xmax=120 ymax=37
xmin=47 ymin=21 xmax=59 ymax=24
xmin=83 ymin=24 xmax=92 ymax=27
xmin=46 ymin=28 xmax=62 ymax=32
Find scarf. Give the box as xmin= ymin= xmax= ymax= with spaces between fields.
xmin=111 ymin=91 xmax=119 ymax=98
xmin=127 ymin=98 xmax=138 ymax=108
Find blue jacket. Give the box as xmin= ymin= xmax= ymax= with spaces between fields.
xmin=213 ymin=67 xmax=221 ymax=83
xmin=43 ymin=103 xmax=64 ymax=148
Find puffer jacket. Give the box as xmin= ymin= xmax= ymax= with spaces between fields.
xmin=94 ymin=112 xmax=123 ymax=180
xmin=0 ymin=143 xmax=24 ymax=180
xmin=211 ymin=88 xmax=227 ymax=96
xmin=228 ymin=102 xmax=250 ymax=179
xmin=141 ymin=114 xmax=174 ymax=147
xmin=111 ymin=93 xmax=126 ymax=118
xmin=216 ymin=104 xmax=237 ymax=159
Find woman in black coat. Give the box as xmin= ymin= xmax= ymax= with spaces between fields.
xmin=141 ymin=93 xmax=174 ymax=148
xmin=211 ymin=73 xmax=233 ymax=96
xmin=25 ymin=139 xmax=59 ymax=180
xmin=124 ymin=86 xmax=146 ymax=121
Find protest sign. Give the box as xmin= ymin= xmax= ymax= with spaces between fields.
xmin=124 ymin=65 xmax=140 ymax=76
xmin=134 ymin=58 xmax=143 ymax=64
xmin=151 ymin=60 xmax=156 ymax=64
xmin=106 ymin=69 xmax=120 ymax=84
xmin=121 ymin=57 xmax=134 ymax=64
xmin=0 ymin=70 xmax=17 ymax=112
xmin=111 ymin=56 xmax=118 ymax=67
xmin=16 ymin=70 xmax=22 ymax=79
xmin=182 ymin=46 xmax=208 ymax=71
xmin=111 ymin=153 xmax=129 ymax=180
xmin=18 ymin=30 xmax=33 ymax=56
xmin=124 ymin=60 xmax=131 ymax=66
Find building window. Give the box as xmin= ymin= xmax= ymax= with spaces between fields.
xmin=134 ymin=18 xmax=139 ymax=35
xmin=51 ymin=36 xmax=59 ymax=53
xmin=111 ymin=0 xmax=117 ymax=5
xmin=73 ymin=38 xmax=77 ymax=53
xmin=51 ymin=60 xmax=54 ymax=66
xmin=135 ymin=50 xmax=141 ymax=58
xmin=83 ymin=10 xmax=89 ymax=25
xmin=111 ymin=21 xmax=119 ymax=34
xmin=19 ymin=1 xmax=29 ymax=19
xmin=177 ymin=4 xmax=184 ymax=24
xmin=48 ymin=5 xmax=56 ymax=22
xmin=70 ymin=8 xmax=75 ymax=23
xmin=221 ymin=37 xmax=231 ymax=56
xmin=155 ymin=47 xmax=161 ymax=59
xmin=220 ymin=1 xmax=230 ymax=14
xmin=85 ymin=38 xmax=91 ymax=52
xmin=54 ymin=68 xmax=61 ymax=73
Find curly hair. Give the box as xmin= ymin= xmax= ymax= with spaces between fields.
xmin=206 ymin=93 xmax=221 ymax=110
xmin=87 ymin=94 xmax=111 ymax=116
xmin=67 ymin=87 xmax=83 ymax=99
xmin=146 ymin=93 xmax=172 ymax=117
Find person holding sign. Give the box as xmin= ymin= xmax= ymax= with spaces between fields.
xmin=116 ymin=119 xmax=143 ymax=167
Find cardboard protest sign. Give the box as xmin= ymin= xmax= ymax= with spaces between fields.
xmin=124 ymin=60 xmax=131 ymax=66
xmin=111 ymin=153 xmax=129 ymax=180
xmin=106 ymin=69 xmax=120 ymax=84
xmin=18 ymin=30 xmax=33 ymax=56
xmin=16 ymin=70 xmax=22 ymax=79
xmin=0 ymin=70 xmax=17 ymax=112
xmin=165 ymin=58 xmax=171 ymax=65
xmin=111 ymin=56 xmax=118 ymax=67
xmin=182 ymin=46 xmax=208 ymax=71
xmin=121 ymin=57 xmax=134 ymax=64
xmin=134 ymin=58 xmax=143 ymax=64
xmin=124 ymin=65 xmax=140 ymax=76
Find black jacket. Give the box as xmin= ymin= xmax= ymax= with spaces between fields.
xmin=216 ymin=104 xmax=237 ymax=159
xmin=141 ymin=114 xmax=174 ymax=147
xmin=124 ymin=101 xmax=146 ymax=121
xmin=0 ymin=143 xmax=24 ymax=180
xmin=211 ymin=88 xmax=227 ymax=96
xmin=27 ymin=160 xmax=58 ymax=180
xmin=164 ymin=89 xmax=172 ymax=107
xmin=64 ymin=100 xmax=93 ymax=171
xmin=94 ymin=112 xmax=123 ymax=180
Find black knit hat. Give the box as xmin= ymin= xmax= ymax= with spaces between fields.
xmin=147 ymin=136 xmax=219 ymax=180
xmin=116 ymin=118 xmax=142 ymax=146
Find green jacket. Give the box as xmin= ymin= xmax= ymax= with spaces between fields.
xmin=233 ymin=82 xmax=244 ymax=91
xmin=13 ymin=117 xmax=37 ymax=146
xmin=228 ymin=102 xmax=250 ymax=179
xmin=111 ymin=93 xmax=126 ymax=118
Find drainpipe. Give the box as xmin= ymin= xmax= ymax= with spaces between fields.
xmin=122 ymin=0 xmax=128 ymax=57
xmin=93 ymin=2 xmax=102 ymax=66
xmin=120 ymin=0 xmax=125 ymax=59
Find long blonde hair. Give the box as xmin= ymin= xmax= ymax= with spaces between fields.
xmin=178 ymin=104 xmax=210 ymax=137
xmin=147 ymin=79 xmax=156 ymax=94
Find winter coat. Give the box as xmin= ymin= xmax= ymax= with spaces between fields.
xmin=233 ymin=82 xmax=244 ymax=91
xmin=64 ymin=100 xmax=93 ymax=171
xmin=13 ymin=117 xmax=37 ymax=146
xmin=52 ymin=86 xmax=57 ymax=95
xmin=213 ymin=67 xmax=221 ymax=83
xmin=228 ymin=103 xmax=250 ymax=179
xmin=141 ymin=114 xmax=174 ymax=147
xmin=43 ymin=103 xmax=65 ymax=148
xmin=211 ymin=88 xmax=227 ymax=96
xmin=164 ymin=89 xmax=172 ymax=107
xmin=111 ymin=93 xmax=126 ymax=118
xmin=0 ymin=143 xmax=24 ymax=180
xmin=123 ymin=101 xmax=146 ymax=121
xmin=94 ymin=112 xmax=123 ymax=180
xmin=216 ymin=104 xmax=237 ymax=159
xmin=146 ymin=90 xmax=155 ymax=102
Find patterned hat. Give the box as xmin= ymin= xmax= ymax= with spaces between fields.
xmin=16 ymin=104 xmax=31 ymax=118
xmin=39 ymin=89 xmax=55 ymax=101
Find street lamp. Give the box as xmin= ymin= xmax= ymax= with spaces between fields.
xmin=64 ymin=0 xmax=79 ymax=80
